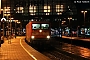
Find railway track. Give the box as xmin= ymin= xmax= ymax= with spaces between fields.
xmin=31 ymin=42 xmax=76 ymax=60
xmin=42 ymin=50 xmax=76 ymax=60
xmin=40 ymin=41 xmax=89 ymax=60
xmin=26 ymin=38 xmax=90 ymax=60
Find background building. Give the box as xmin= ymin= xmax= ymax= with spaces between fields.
xmin=1 ymin=0 xmax=77 ymax=27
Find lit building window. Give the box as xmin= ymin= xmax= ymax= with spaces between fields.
xmin=29 ymin=5 xmax=36 ymax=15
xmin=44 ymin=6 xmax=50 ymax=15
xmin=3 ymin=7 xmax=11 ymax=16
xmin=16 ymin=7 xmax=24 ymax=13
xmin=4 ymin=7 xmax=10 ymax=14
xmin=56 ymin=5 xmax=63 ymax=15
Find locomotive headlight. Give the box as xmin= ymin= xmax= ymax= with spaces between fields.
xmin=47 ymin=36 xmax=50 ymax=39
xmin=31 ymin=36 xmax=34 ymax=39
xmin=39 ymin=30 xmax=42 ymax=32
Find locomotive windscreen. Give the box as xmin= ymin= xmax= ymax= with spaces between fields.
xmin=41 ymin=24 xmax=49 ymax=29
xmin=32 ymin=24 xmax=40 ymax=29
xmin=32 ymin=23 xmax=49 ymax=29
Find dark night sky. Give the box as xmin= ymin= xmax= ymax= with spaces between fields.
xmin=69 ymin=0 xmax=90 ymax=26
xmin=71 ymin=0 xmax=90 ymax=10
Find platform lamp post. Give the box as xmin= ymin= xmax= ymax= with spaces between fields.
xmin=4 ymin=8 xmax=10 ymax=39
xmin=68 ymin=17 xmax=72 ymax=53
xmin=9 ymin=17 xmax=13 ymax=39
xmin=81 ymin=11 xmax=87 ymax=38
xmin=1 ymin=9 xmax=7 ymax=42
xmin=81 ymin=11 xmax=87 ymax=26
xmin=68 ymin=17 xmax=72 ymax=38
xmin=4 ymin=14 xmax=10 ymax=40
xmin=1 ymin=18 xmax=6 ymax=42
xmin=14 ymin=20 xmax=18 ymax=38
xmin=7 ymin=14 xmax=10 ymax=39
xmin=17 ymin=21 xmax=21 ymax=35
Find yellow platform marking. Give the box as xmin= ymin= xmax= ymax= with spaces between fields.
xmin=20 ymin=39 xmax=37 ymax=60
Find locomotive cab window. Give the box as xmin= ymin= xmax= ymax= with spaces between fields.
xmin=32 ymin=24 xmax=40 ymax=29
xmin=41 ymin=24 xmax=49 ymax=29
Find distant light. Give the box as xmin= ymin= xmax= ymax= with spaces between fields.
xmin=9 ymin=18 xmax=14 ymax=20
xmin=68 ymin=17 xmax=72 ymax=20
xmin=1 ymin=9 xmax=3 ymax=11
xmin=62 ymin=21 xmax=66 ymax=23
xmin=68 ymin=6 xmax=69 ymax=8
xmin=72 ymin=19 xmax=74 ymax=21
xmin=47 ymin=36 xmax=50 ymax=39
xmin=31 ymin=19 xmax=34 ymax=21
xmin=14 ymin=9 xmax=16 ymax=11
xmin=17 ymin=22 xmax=20 ymax=24
xmin=81 ymin=11 xmax=87 ymax=13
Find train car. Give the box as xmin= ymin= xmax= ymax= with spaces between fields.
xmin=25 ymin=21 xmax=51 ymax=44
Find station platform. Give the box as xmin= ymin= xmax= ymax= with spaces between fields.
xmin=62 ymin=36 xmax=90 ymax=42
xmin=0 ymin=36 xmax=51 ymax=60
xmin=61 ymin=36 xmax=90 ymax=59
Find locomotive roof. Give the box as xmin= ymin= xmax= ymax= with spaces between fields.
xmin=29 ymin=21 xmax=50 ymax=23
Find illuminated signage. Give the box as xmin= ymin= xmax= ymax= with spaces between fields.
xmin=74 ymin=1 xmax=90 ymax=3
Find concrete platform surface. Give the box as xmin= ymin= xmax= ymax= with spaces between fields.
xmin=0 ymin=36 xmax=51 ymax=60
